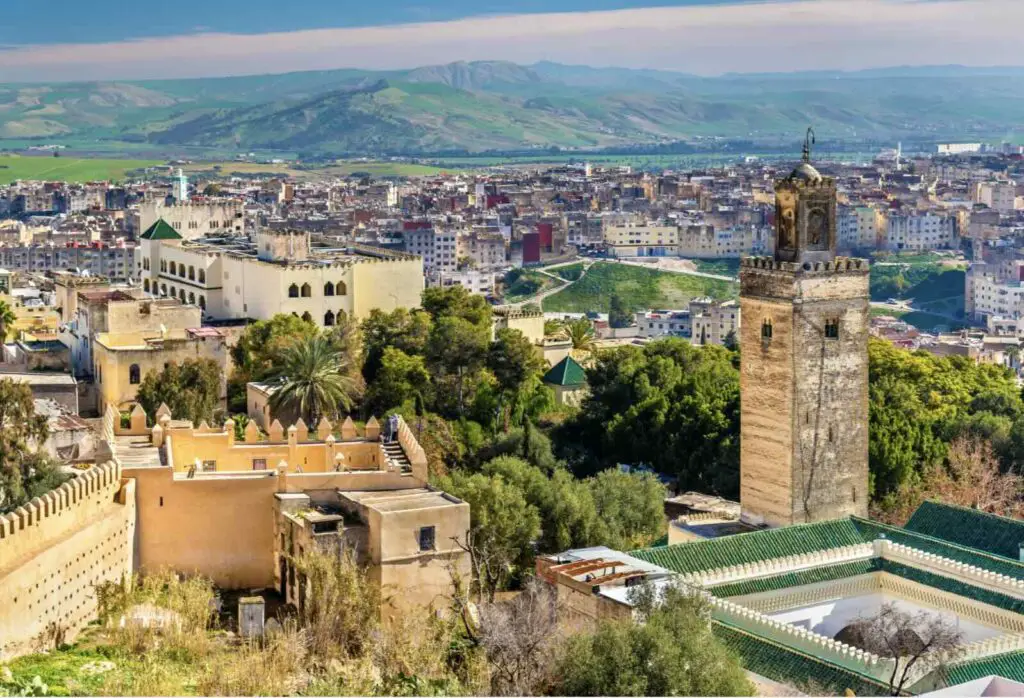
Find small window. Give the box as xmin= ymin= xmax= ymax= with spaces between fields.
xmin=419 ymin=526 xmax=436 ymax=552
xmin=825 ymin=319 xmax=840 ymax=340
xmin=300 ymin=283 xmax=311 ymax=298
xmin=324 ymin=282 xmax=335 ymax=297
xmin=324 ymin=310 xmax=335 ymax=327
xmin=252 ymin=458 xmax=267 ymax=471
xmin=288 ymin=284 xmax=299 ymax=298
xmin=198 ymin=269 xmax=205 ymax=283
xmin=201 ymin=460 xmax=217 ymax=472
xmin=188 ymin=266 xmax=195 ymax=281
xmin=129 ymin=364 xmax=141 ymax=385
xmin=761 ymin=318 xmax=773 ymax=340
xmin=169 ymin=261 xmax=176 ymax=275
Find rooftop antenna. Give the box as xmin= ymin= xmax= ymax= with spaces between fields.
xmin=802 ymin=127 xmax=816 ymax=163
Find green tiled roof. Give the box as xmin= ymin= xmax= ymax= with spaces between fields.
xmin=853 ymin=517 xmax=1024 ymax=581
xmin=878 ymin=559 xmax=1024 ymax=615
xmin=947 ymin=651 xmax=1024 ymax=684
xmin=140 ymin=218 xmax=183 ymax=241
xmin=542 ymin=356 xmax=586 ymax=387
xmin=905 ymin=501 xmax=1024 ymax=561
xmin=631 ymin=518 xmax=864 ymax=574
xmin=648 ymin=533 xmax=669 ymax=548
xmin=710 ymin=559 xmax=877 ymax=598
xmin=713 ymin=622 xmax=889 ymax=696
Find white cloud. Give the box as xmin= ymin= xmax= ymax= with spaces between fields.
xmin=1 ymin=0 xmax=1022 ymax=82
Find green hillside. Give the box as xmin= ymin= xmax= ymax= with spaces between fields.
xmin=543 ymin=262 xmax=737 ymax=314
xmin=3 ymin=61 xmax=1024 ymax=155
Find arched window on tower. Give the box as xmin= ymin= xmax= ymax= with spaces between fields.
xmin=129 ymin=364 xmax=141 ymax=385
xmin=188 ymin=266 xmax=195 ymax=281
xmin=169 ymin=261 xmax=177 ymax=275
xmin=188 ymin=292 xmax=195 ymax=305
xmin=336 ymin=281 xmax=347 ymax=296
xmin=300 ymin=283 xmax=312 ymax=298
xmin=179 ymin=288 xmax=186 ymax=302
xmin=324 ymin=282 xmax=335 ymax=297
xmin=199 ymin=296 xmax=206 ymax=310
xmin=825 ymin=318 xmax=840 ymax=340
xmin=761 ymin=318 xmax=773 ymax=340
xmin=288 ymin=284 xmax=299 ymax=298
xmin=144 ymin=279 xmax=150 ymax=293
xmin=324 ymin=310 xmax=335 ymax=326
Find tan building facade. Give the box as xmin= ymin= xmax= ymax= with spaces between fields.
xmin=739 ymin=152 xmax=870 ymax=528
xmin=138 ymin=226 xmax=424 ymax=325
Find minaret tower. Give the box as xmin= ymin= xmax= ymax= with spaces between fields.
xmin=738 ymin=129 xmax=870 ymax=527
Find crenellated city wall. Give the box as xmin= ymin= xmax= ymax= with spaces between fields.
xmin=0 ymin=462 xmax=135 ymax=659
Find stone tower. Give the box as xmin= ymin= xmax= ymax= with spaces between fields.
xmin=739 ymin=132 xmax=870 ymax=528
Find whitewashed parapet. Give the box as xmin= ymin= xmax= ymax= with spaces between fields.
xmin=708 ymin=594 xmax=892 ymax=682
xmin=879 ymin=540 xmax=1024 ymax=600
xmin=682 ymin=543 xmax=875 ymax=588
xmin=902 ymin=631 xmax=1024 ymax=688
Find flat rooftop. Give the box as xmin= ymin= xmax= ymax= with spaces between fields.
xmin=339 ymin=488 xmax=463 ymax=513
xmin=0 ymin=371 xmax=76 ymax=386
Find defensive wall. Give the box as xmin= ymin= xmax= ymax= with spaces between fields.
xmin=0 ymin=462 xmax=134 ymax=660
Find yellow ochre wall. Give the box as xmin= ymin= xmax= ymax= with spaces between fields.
xmin=128 ymin=467 xmax=277 ymax=589
xmin=0 ymin=463 xmax=134 ymax=660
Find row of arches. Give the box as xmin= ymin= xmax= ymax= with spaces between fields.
xmin=159 ymin=261 xmax=206 ymax=284
xmin=288 ymin=281 xmax=347 ymax=298
xmin=292 ymin=310 xmax=344 ymax=326
xmin=144 ymin=279 xmax=206 ymax=311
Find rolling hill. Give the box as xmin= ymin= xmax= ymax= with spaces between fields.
xmin=2 ymin=61 xmax=1023 ymax=155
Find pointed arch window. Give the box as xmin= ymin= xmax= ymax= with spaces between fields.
xmin=288 ymin=283 xmax=299 ymax=298
xmin=761 ymin=318 xmax=773 ymax=340
xmin=324 ymin=282 xmax=335 ymax=297
xmin=324 ymin=310 xmax=335 ymax=326
xmin=300 ymin=283 xmax=312 ymax=298
xmin=129 ymin=364 xmax=141 ymax=385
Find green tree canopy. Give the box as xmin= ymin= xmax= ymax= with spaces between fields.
xmin=0 ymin=379 xmax=68 ymax=514
xmin=136 ymin=358 xmax=223 ymax=427
xmin=269 ymin=334 xmax=360 ymax=425
xmin=0 ymin=300 xmax=16 ymax=343
xmin=588 ymin=469 xmax=666 ymax=550
xmin=868 ymin=338 xmax=1024 ymax=497
xmin=436 ymin=470 xmax=541 ymax=601
xmin=227 ymin=314 xmax=319 ymax=411
xmin=361 ymin=307 xmax=432 ymax=384
xmin=365 ymin=347 xmax=432 ymax=415
xmin=608 ymin=293 xmax=632 ymax=329
xmin=554 ymin=583 xmax=752 ymax=696
xmin=557 ymin=338 xmax=740 ymax=496
xmin=422 ymin=285 xmax=492 ymax=329
xmin=427 ymin=316 xmax=491 ymax=417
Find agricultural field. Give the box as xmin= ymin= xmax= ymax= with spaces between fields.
xmin=542 ymin=261 xmax=737 ymax=314
xmin=0 ymin=155 xmax=162 ymax=183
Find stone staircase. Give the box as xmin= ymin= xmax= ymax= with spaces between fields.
xmin=382 ymin=441 xmax=412 ymax=472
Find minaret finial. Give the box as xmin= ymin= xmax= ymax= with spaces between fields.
xmin=802 ymin=127 xmax=816 ymax=163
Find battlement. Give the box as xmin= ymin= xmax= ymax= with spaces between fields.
xmin=741 ymin=256 xmax=869 ymax=274
xmin=0 ymin=461 xmax=124 ymax=563
xmin=494 ymin=306 xmax=544 ymax=320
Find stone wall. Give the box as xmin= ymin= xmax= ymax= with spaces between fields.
xmin=739 ymin=259 xmax=870 ymax=526
xmin=0 ymin=462 xmax=134 ymax=659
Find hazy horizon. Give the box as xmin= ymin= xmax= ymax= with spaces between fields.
xmin=3 ymin=0 xmax=1023 ymax=82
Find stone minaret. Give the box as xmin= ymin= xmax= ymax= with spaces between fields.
xmin=739 ymin=130 xmax=870 ymax=527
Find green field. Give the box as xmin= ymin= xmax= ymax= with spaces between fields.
xmin=542 ymin=262 xmax=737 ymax=314
xmin=0 ymin=155 xmax=163 ymax=183
xmin=503 ymin=269 xmax=560 ymax=303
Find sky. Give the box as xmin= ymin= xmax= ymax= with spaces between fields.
xmin=2 ymin=0 xmax=1023 ymax=82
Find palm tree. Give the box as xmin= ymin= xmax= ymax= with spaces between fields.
xmin=269 ymin=334 xmax=358 ymax=425
xmin=564 ymin=318 xmax=596 ymax=353
xmin=0 ymin=300 xmax=15 ymax=344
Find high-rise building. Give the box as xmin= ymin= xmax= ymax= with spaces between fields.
xmin=738 ymin=136 xmax=870 ymax=527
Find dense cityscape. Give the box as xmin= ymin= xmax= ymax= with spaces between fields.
xmin=3 ymin=1 xmax=1024 ymax=695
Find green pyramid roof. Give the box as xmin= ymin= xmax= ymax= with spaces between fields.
xmin=140 ymin=218 xmax=183 ymax=241
xmin=543 ymin=355 xmax=586 ymax=387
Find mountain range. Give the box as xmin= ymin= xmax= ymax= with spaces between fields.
xmin=2 ymin=61 xmax=1023 ymax=156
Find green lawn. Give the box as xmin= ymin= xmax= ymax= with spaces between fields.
xmin=503 ymin=269 xmax=559 ymax=303
xmin=0 ymin=155 xmax=163 ymax=183
xmin=548 ymin=263 xmax=585 ymax=281
xmin=542 ymin=261 xmax=737 ymax=314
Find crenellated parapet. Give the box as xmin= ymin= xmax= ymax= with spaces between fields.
xmin=741 ymin=256 xmax=869 ymax=274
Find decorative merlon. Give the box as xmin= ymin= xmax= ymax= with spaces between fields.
xmin=684 ymin=543 xmax=874 ymax=588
